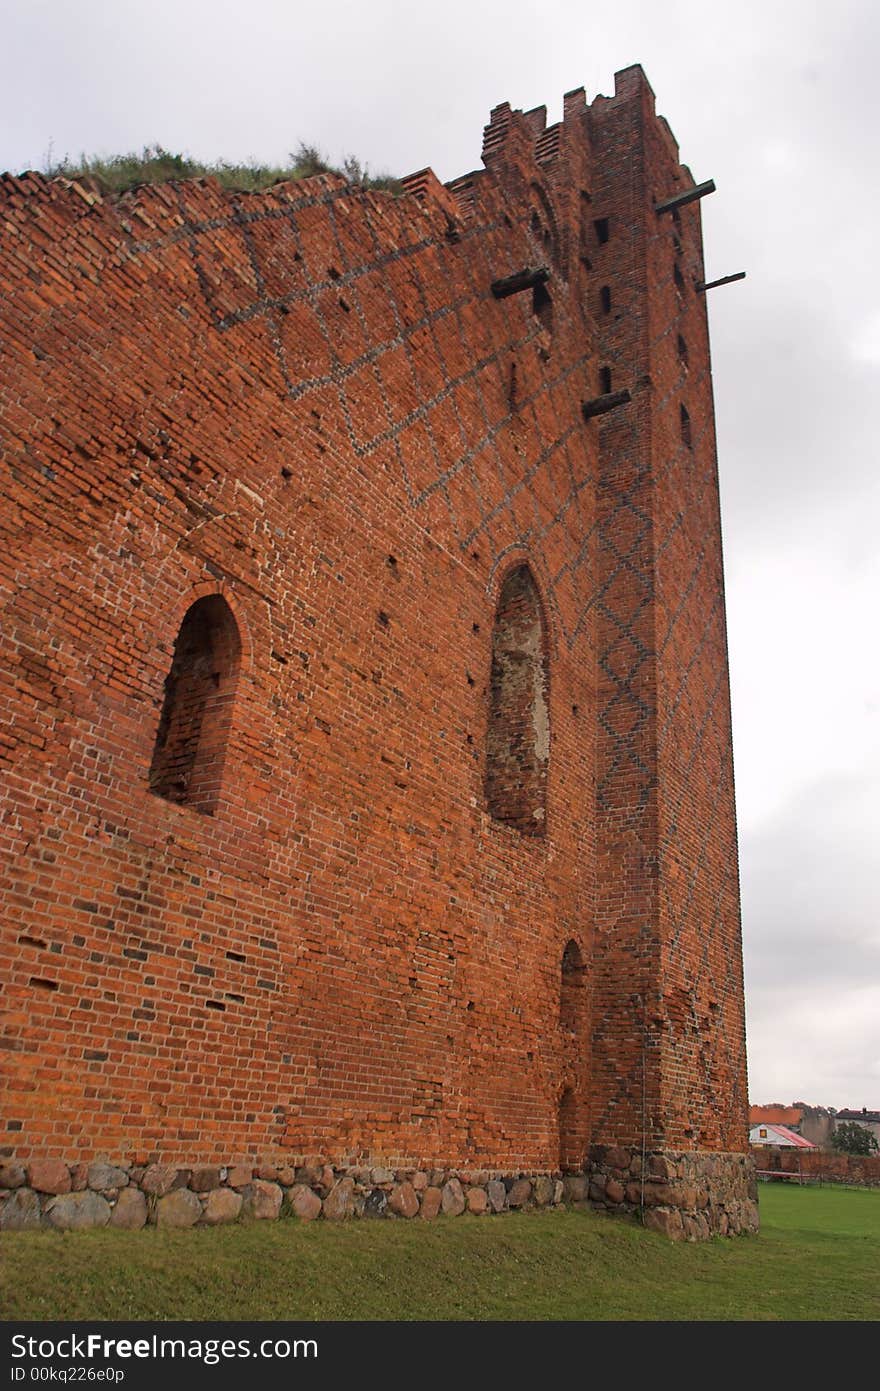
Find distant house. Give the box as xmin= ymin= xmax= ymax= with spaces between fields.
xmin=749 ymin=1103 xmax=833 ymax=1147
xmin=834 ymin=1109 xmax=880 ymax=1145
xmin=749 ymin=1123 xmax=816 ymax=1149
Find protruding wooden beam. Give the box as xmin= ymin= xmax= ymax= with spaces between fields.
xmin=696 ymin=271 xmax=746 ymax=292
xmin=491 ymin=266 xmax=550 ymax=299
xmin=581 ymin=389 xmax=632 ymax=420
xmin=654 ymin=179 xmax=716 ymax=215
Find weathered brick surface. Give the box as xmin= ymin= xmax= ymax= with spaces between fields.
xmin=0 ymin=67 xmax=749 ymax=1230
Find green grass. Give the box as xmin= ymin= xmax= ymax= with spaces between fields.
xmin=42 ymin=143 xmax=401 ymax=195
xmin=2 ymin=1186 xmax=878 ymax=1322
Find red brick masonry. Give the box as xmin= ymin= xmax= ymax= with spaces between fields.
xmin=0 ymin=65 xmax=755 ymax=1237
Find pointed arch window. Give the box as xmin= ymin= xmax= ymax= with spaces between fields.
xmin=149 ymin=594 xmax=241 ymax=814
xmin=485 ymin=564 xmax=549 ymax=835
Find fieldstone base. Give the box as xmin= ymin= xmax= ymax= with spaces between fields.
xmin=585 ymin=1146 xmax=759 ymax=1238
xmin=0 ymin=1152 xmax=757 ymax=1239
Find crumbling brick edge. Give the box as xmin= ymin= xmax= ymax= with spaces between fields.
xmin=0 ymin=1150 xmax=758 ymax=1239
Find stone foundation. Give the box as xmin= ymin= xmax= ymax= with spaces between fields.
xmin=0 ymin=1152 xmax=758 ymax=1238
xmin=585 ymin=1146 xmax=759 ymax=1239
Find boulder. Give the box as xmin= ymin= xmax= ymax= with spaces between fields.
xmin=561 ymin=1175 xmax=586 ymax=1204
xmin=88 ymin=1163 xmax=129 ymax=1192
xmin=0 ymin=1189 xmax=41 ymax=1230
xmin=466 ymin=1187 xmax=488 ymax=1215
xmin=389 ymin=1182 xmax=419 ymax=1218
xmin=286 ymin=1185 xmax=322 ymax=1221
xmin=190 ymin=1167 xmax=221 ymax=1193
xmin=156 ymin=1188 xmax=201 ymax=1228
xmin=200 ymin=1189 xmax=242 ymax=1226
xmin=323 ymin=1178 xmax=355 ymax=1221
xmin=441 ymin=1178 xmax=465 ymax=1216
xmin=363 ymin=1188 xmax=388 ymax=1218
xmin=45 ymin=1191 xmax=110 ymax=1231
xmin=487 ymin=1179 xmax=507 ymax=1213
xmin=141 ymin=1164 xmax=178 ymax=1197
xmin=643 ymin=1206 xmax=685 ymax=1240
xmin=419 ymin=1186 xmax=442 ymax=1219
xmin=0 ymin=1164 xmax=26 ymax=1189
xmin=507 ymin=1178 xmax=532 ymax=1209
xmin=110 ymin=1188 xmax=147 ymax=1230
xmin=241 ymin=1180 xmax=282 ymax=1221
xmin=605 ymin=1147 xmax=631 ymax=1171
xmin=27 ymin=1160 xmax=70 ymax=1195
xmin=534 ymin=1176 xmax=554 ymax=1207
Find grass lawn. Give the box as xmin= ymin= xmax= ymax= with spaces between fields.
xmin=2 ymin=1184 xmax=878 ymax=1322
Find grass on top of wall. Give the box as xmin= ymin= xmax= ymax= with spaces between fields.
xmin=2 ymin=1185 xmax=878 ymax=1322
xmin=40 ymin=142 xmax=402 ymax=195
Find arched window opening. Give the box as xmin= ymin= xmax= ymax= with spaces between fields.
xmin=560 ymin=939 xmax=586 ymax=1033
xmin=485 ymin=565 xmax=550 ymax=835
xmin=149 ymin=594 xmax=241 ymax=815
xmin=559 ymin=1087 xmax=582 ymax=1173
xmin=680 ymin=403 xmax=692 ymax=449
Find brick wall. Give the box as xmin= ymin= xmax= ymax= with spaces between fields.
xmin=753 ymin=1147 xmax=880 ymax=1186
xmin=0 ymin=68 xmax=750 ymax=1227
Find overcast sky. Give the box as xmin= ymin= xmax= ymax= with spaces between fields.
xmin=3 ymin=0 xmax=878 ymax=1111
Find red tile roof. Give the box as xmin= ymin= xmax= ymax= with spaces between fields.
xmin=749 ymin=1105 xmax=803 ymax=1127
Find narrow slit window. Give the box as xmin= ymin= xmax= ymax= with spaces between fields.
xmin=560 ymin=939 xmax=586 ymax=1033
xmin=532 ymin=281 xmax=553 ymax=338
xmin=559 ymin=1086 xmax=582 ymax=1173
xmin=149 ymin=594 xmax=241 ymax=815
xmin=594 ymin=217 xmax=610 ymax=245
xmin=678 ymin=333 xmax=688 ymax=368
xmin=599 ymin=365 xmax=612 ymax=394
xmin=680 ymin=403 xmax=692 ymax=448
xmin=674 ymin=261 xmax=685 ymax=295
xmin=600 ymin=285 xmax=612 ymax=314
xmin=485 ymin=564 xmax=550 ymax=836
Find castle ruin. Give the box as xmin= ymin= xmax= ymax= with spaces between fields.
xmin=0 ymin=66 xmax=757 ymax=1237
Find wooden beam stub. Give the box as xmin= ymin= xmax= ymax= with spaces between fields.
xmin=581 ymin=389 xmax=632 ymax=421
xmin=654 ymin=179 xmax=716 ymax=215
xmin=696 ymin=271 xmax=746 ymax=292
xmin=490 ymin=266 xmax=550 ymax=299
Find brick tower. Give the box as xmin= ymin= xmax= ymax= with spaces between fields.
xmin=0 ymin=66 xmax=757 ymax=1237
